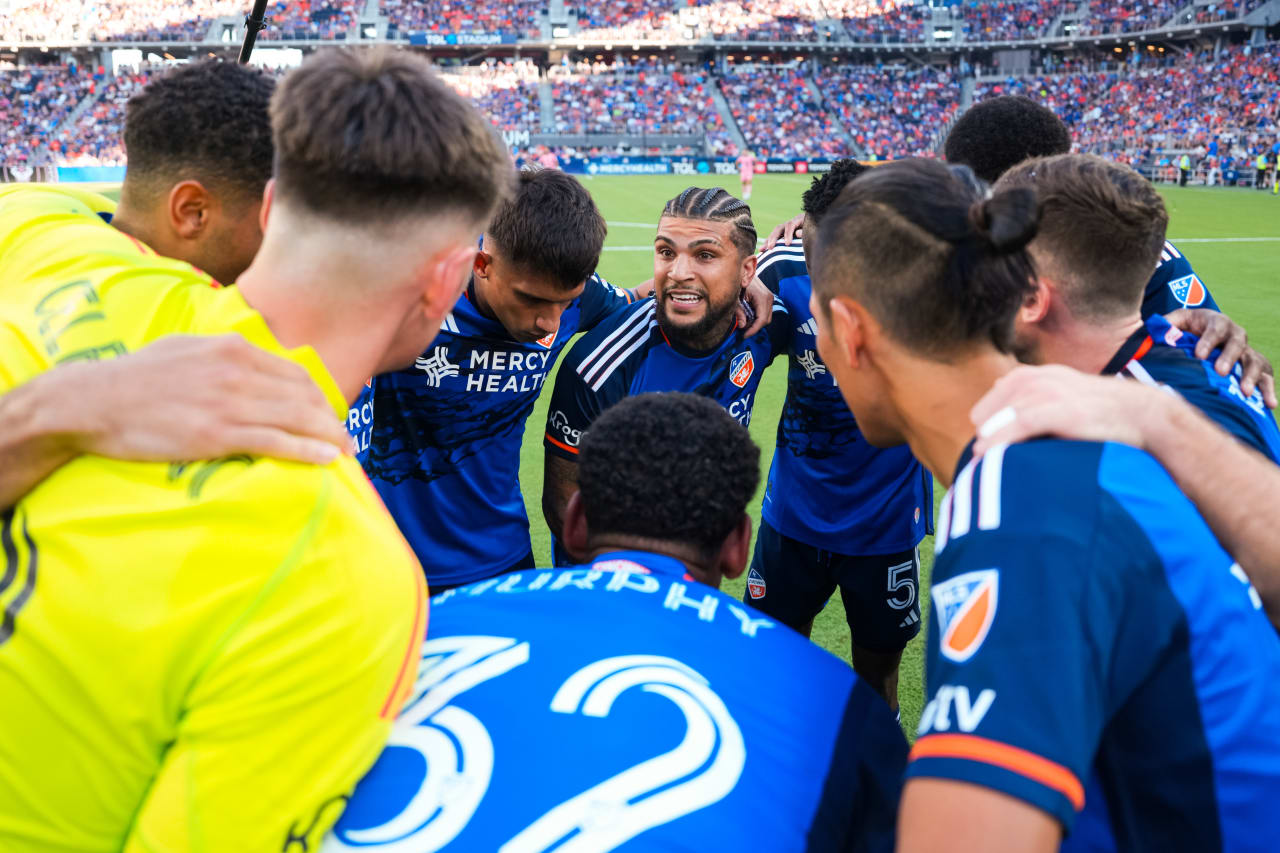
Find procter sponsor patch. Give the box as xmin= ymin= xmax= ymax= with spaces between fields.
xmin=747 ymin=567 xmax=766 ymax=599
xmin=1168 ymin=274 xmax=1207 ymax=307
xmin=932 ymin=569 xmax=999 ymax=663
xmin=730 ymin=351 xmax=754 ymax=388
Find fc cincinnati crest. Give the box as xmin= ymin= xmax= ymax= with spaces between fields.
xmin=1168 ymin=274 xmax=1206 ymax=308
xmin=536 ymin=330 xmax=556 ymax=348
xmin=747 ymin=567 xmax=766 ymax=599
xmin=931 ymin=569 xmax=999 ymax=663
xmin=730 ymin=351 xmax=754 ymax=388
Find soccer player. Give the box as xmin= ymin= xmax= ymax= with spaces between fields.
xmin=0 ymin=48 xmax=511 ymax=851
xmin=0 ymin=61 xmax=351 ymax=510
xmin=748 ymin=159 xmax=931 ymax=712
xmin=808 ymin=158 xmax=1280 ymax=851
xmin=542 ymin=187 xmax=791 ymax=562
xmin=326 ymin=393 xmax=907 ymax=853
xmin=738 ymin=147 xmax=757 ymax=199
xmin=999 ymin=153 xmax=1280 ymax=463
xmin=357 ymin=169 xmax=635 ymax=588
xmin=945 ymin=95 xmax=1221 ymax=314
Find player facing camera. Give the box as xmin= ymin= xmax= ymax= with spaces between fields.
xmin=561 ymin=392 xmax=760 ymax=585
xmin=473 ymin=168 xmax=608 ymax=343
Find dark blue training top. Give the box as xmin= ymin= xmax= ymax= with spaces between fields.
xmin=349 ymin=275 xmax=634 ymax=585
xmin=1142 ymin=240 xmax=1218 ymax=317
xmin=327 ymin=550 xmax=908 ymax=852
xmin=754 ymin=245 xmax=932 ymax=555
xmin=910 ymin=438 xmax=1280 ymax=851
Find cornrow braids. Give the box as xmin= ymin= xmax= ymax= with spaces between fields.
xmin=661 ymin=187 xmax=758 ymax=257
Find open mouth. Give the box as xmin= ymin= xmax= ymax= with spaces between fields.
xmin=665 ymin=291 xmax=705 ymax=310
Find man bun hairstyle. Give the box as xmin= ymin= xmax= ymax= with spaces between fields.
xmin=812 ymin=158 xmax=1039 ymax=357
xmin=578 ymin=393 xmax=760 ymax=561
xmin=802 ymin=158 xmax=871 ymax=225
xmin=997 ymin=153 xmax=1169 ymax=321
xmin=271 ymin=48 xmax=513 ymax=227
xmin=487 ymin=169 xmax=607 ymax=290
xmin=945 ymin=95 xmax=1072 ymax=183
xmin=124 ymin=59 xmax=275 ymax=206
xmin=661 ymin=187 xmax=757 ymax=257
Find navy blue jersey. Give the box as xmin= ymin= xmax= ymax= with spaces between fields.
xmin=543 ymin=296 xmax=791 ymax=459
xmin=910 ymin=439 xmax=1280 ymax=850
xmin=346 ymin=378 xmax=375 ymax=467
xmin=755 ymin=246 xmax=931 ymax=555
xmin=1142 ymin=240 xmax=1218 ymax=317
xmin=359 ymin=275 xmax=634 ymax=585
xmin=1104 ymin=314 xmax=1280 ymax=464
xmin=326 ymin=551 xmax=907 ymax=852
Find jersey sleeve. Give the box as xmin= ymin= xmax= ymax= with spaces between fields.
xmin=543 ymin=332 xmax=620 ymax=460
xmin=124 ymin=475 xmax=427 ymax=853
xmin=577 ymin=273 xmax=638 ymax=331
xmin=754 ymin=245 xmax=808 ymax=296
xmin=1141 ymin=244 xmax=1219 ymax=317
xmin=764 ymin=296 xmax=792 ymax=366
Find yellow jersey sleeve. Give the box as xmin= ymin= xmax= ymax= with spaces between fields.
xmin=123 ymin=471 xmax=427 ymax=853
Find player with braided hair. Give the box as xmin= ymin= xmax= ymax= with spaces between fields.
xmin=542 ymin=187 xmax=793 ymax=564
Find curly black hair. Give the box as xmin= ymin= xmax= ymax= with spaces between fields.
xmin=578 ymin=393 xmax=760 ymax=559
xmin=124 ymin=59 xmax=275 ymax=204
xmin=802 ymin=158 xmax=870 ymax=225
xmin=944 ymin=95 xmax=1072 ymax=184
xmin=488 ymin=169 xmax=606 ymax=290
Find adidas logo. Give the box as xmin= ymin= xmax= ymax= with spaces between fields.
xmin=796 ymin=319 xmax=819 ymax=336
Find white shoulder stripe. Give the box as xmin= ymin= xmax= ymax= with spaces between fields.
xmin=1124 ymin=358 xmax=1159 ymax=387
xmin=442 ymin=312 xmax=459 ymax=334
xmin=588 ymin=319 xmax=658 ymax=391
xmin=950 ymin=460 xmax=976 ymax=539
xmin=576 ymin=304 xmax=655 ymax=378
xmin=581 ymin=320 xmax=652 ymax=388
xmin=1165 ymin=241 xmax=1181 ymax=258
xmin=755 ymin=248 xmax=807 ymax=278
xmin=977 ymin=443 xmax=1008 ymax=531
xmin=935 ymin=489 xmax=953 ymax=553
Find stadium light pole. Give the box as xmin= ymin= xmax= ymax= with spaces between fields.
xmin=238 ymin=0 xmax=270 ymax=64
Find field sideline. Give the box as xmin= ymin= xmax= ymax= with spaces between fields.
xmin=84 ymin=175 xmax=1279 ymax=737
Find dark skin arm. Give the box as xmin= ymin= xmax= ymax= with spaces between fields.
xmin=1165 ymin=308 xmax=1277 ymax=407
xmin=542 ymin=452 xmax=582 ymax=560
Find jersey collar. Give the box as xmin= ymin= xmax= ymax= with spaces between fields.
xmin=589 ymin=550 xmax=694 ymax=580
xmin=1101 ymin=325 xmax=1155 ymax=376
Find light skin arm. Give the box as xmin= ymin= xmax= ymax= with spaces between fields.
xmin=542 ymin=452 xmax=581 ymax=558
xmin=0 ymin=335 xmax=352 ymax=511
xmin=896 ymin=779 xmax=1061 ymax=853
xmin=973 ymin=365 xmax=1280 ymax=629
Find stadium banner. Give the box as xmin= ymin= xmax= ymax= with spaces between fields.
xmin=408 ymin=32 xmax=518 ymax=46
xmin=57 ymin=166 xmax=126 ymax=182
xmin=563 ymin=157 xmax=839 ymax=177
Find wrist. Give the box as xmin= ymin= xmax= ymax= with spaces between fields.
xmin=16 ymin=364 xmax=105 ymax=458
xmin=1135 ymin=388 xmax=1188 ymax=456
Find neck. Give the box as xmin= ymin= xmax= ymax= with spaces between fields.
xmin=235 ymin=230 xmax=411 ymax=405
xmin=1032 ymin=311 xmax=1144 ymax=376
xmin=109 ymin=198 xmax=164 ymax=254
xmin=469 ymin=274 xmax=500 ymax=325
xmin=889 ymin=347 xmax=1019 ymax=488
xmin=587 ymin=535 xmax=717 ymax=586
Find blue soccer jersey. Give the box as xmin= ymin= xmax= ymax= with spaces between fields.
xmin=360 ymin=275 xmax=635 ymax=586
xmin=755 ymin=246 xmax=931 ymax=555
xmin=543 ymin=296 xmax=791 ymax=457
xmin=910 ymin=439 xmax=1280 ymax=849
xmin=1142 ymin=240 xmax=1218 ymax=317
xmin=1105 ymin=314 xmax=1280 ymax=464
xmin=325 ymin=551 xmax=908 ymax=852
xmin=346 ymin=378 xmax=375 ymax=467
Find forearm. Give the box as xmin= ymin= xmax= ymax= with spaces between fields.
xmin=0 ymin=375 xmax=84 ymax=510
xmin=1143 ymin=393 xmax=1280 ymax=624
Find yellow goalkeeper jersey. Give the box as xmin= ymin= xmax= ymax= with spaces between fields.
xmin=0 ymin=187 xmax=428 ymax=852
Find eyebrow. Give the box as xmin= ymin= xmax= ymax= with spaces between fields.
xmin=654 ymin=235 xmax=724 ymax=249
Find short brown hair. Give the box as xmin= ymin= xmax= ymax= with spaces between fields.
xmin=270 ymin=48 xmax=511 ymax=227
xmin=997 ymin=154 xmax=1168 ymax=321
xmin=488 ymin=169 xmax=606 ymax=289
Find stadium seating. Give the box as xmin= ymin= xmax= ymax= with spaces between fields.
xmin=718 ymin=64 xmax=852 ymax=159
xmin=817 ymin=62 xmax=960 ymax=158
xmin=0 ymin=65 xmax=99 ymax=167
xmin=384 ymin=0 xmax=544 ymax=38
xmin=441 ymin=60 xmax=543 ymax=132
xmin=50 ymin=66 xmax=159 ymax=166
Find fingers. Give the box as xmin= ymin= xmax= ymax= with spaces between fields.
xmin=1238 ymin=349 xmax=1278 ymax=406
xmin=215 ymin=426 xmax=344 ymax=466
xmin=784 ymin=221 xmax=803 ymax=246
xmin=763 ymin=223 xmax=787 ymax=252
xmin=1261 ymin=372 xmax=1279 ymax=410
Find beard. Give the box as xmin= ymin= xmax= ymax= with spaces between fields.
xmin=656 ymin=287 xmax=741 ymax=351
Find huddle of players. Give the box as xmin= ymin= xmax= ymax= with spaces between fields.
xmin=0 ymin=49 xmax=1278 ymax=852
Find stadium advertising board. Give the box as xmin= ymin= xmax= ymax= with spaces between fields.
xmin=408 ymin=33 xmax=518 ymax=46
xmin=563 ymin=157 xmax=839 ymax=177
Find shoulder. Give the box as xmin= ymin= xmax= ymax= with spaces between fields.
xmin=755 ymin=245 xmax=809 ymax=289
xmin=560 ymin=298 xmax=658 ymax=381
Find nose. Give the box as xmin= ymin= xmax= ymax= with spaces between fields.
xmin=670 ymin=253 xmax=695 ymax=282
xmin=536 ymin=305 xmax=566 ymax=334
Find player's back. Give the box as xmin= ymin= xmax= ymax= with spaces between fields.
xmin=0 ymin=189 xmax=426 ymax=851
xmin=327 ymin=550 xmax=907 ymax=853
xmin=913 ymin=438 xmax=1280 ymax=851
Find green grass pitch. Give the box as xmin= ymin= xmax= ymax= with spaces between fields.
xmin=82 ymin=176 xmax=1280 ymax=736
xmin=519 ymin=174 xmax=1280 ymax=739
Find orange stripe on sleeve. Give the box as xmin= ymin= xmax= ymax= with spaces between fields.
xmin=380 ymin=569 xmax=427 ymax=720
xmin=545 ymin=433 xmax=580 ymax=455
xmin=1133 ymin=335 xmax=1155 ymax=362
xmin=910 ymin=733 xmax=1085 ymax=811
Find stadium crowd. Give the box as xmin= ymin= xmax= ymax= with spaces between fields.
xmin=0 ymin=64 xmax=99 ymax=167
xmin=440 ymin=60 xmax=543 ymax=132
xmin=817 ymin=61 xmax=960 ymax=158
xmin=383 ymin=0 xmax=544 ymax=38
xmin=719 ymin=63 xmax=851 ymax=158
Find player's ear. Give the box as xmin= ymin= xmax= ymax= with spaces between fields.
xmin=473 ymin=249 xmax=493 ymax=280
xmin=562 ymin=490 xmax=590 ymax=557
xmin=168 ymin=180 xmax=212 ymax=240
xmin=421 ymin=242 xmax=477 ymax=321
xmin=258 ymin=179 xmax=275 ymax=232
xmin=1019 ymin=275 xmax=1052 ymax=326
xmin=829 ymin=296 xmax=867 ymax=371
xmin=716 ymin=514 xmax=753 ymax=582
xmin=739 ymin=253 xmax=758 ymax=290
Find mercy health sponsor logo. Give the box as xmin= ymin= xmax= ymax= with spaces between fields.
xmin=586 ymin=161 xmax=671 ymax=176
xmin=463 ymin=347 xmax=555 ymax=393
xmin=932 ymin=569 xmax=999 ymax=664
